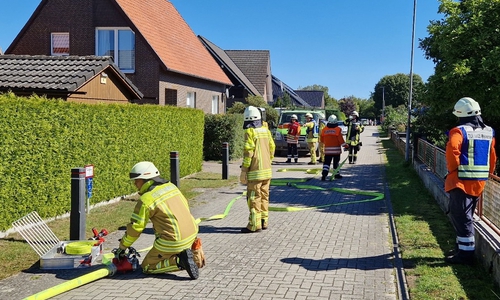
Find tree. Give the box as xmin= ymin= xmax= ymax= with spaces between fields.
xmin=338 ymin=97 xmax=357 ymax=116
xmin=355 ymin=98 xmax=377 ymax=120
xmin=372 ymin=74 xmax=425 ymax=119
xmin=227 ymin=96 xmax=279 ymax=125
xmin=272 ymin=91 xmax=292 ymax=109
xmin=298 ymin=84 xmax=338 ymax=109
xmin=419 ymin=0 xmax=500 ymax=133
xmin=383 ymin=105 xmax=408 ymax=132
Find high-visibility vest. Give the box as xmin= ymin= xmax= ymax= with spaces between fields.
xmin=120 ymin=181 xmax=198 ymax=253
xmin=457 ymin=125 xmax=494 ymax=180
xmin=321 ymin=126 xmax=343 ymax=155
xmin=306 ymin=120 xmax=318 ymax=140
xmin=286 ymin=122 xmax=301 ymax=144
xmin=242 ymin=127 xmax=275 ymax=181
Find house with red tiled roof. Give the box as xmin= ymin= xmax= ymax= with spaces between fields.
xmin=6 ymin=0 xmax=232 ymax=114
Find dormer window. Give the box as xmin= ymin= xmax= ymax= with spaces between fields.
xmin=96 ymin=27 xmax=135 ymax=73
xmin=51 ymin=32 xmax=69 ymax=56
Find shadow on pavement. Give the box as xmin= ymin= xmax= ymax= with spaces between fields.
xmin=281 ymin=253 xmax=393 ymax=271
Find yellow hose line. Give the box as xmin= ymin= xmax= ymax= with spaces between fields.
xmin=25 ymin=162 xmax=383 ymax=299
xmin=134 ymin=192 xmax=247 ymax=254
xmin=23 ymin=266 xmax=113 ymax=300
xmin=65 ymin=241 xmax=96 ymax=255
xmin=277 ymin=168 xmax=322 ymax=174
xmin=136 ymin=161 xmax=382 ymax=250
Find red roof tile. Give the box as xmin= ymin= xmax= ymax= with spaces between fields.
xmin=114 ymin=0 xmax=231 ymax=85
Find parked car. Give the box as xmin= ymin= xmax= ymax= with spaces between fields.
xmin=337 ymin=121 xmax=348 ymax=135
xmin=273 ymin=109 xmax=325 ymax=156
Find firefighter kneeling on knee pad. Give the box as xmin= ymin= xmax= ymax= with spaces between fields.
xmin=116 ymin=161 xmax=203 ymax=279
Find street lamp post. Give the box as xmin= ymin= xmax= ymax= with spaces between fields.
xmin=381 ymin=86 xmax=385 ymax=124
xmin=405 ymin=0 xmax=417 ymax=162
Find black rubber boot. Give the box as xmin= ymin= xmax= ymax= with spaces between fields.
xmin=178 ymin=249 xmax=199 ymax=279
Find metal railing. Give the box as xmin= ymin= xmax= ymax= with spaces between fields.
xmin=390 ymin=131 xmax=500 ymax=235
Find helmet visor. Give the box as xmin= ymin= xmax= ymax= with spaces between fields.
xmin=129 ymin=173 xmax=141 ymax=179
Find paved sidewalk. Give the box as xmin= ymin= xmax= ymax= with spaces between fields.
xmin=0 ymin=126 xmax=404 ymax=300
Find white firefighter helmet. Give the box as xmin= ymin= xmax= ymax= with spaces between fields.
xmin=291 ymin=114 xmax=298 ymax=120
xmin=305 ymin=113 xmax=313 ymax=119
xmin=243 ymin=106 xmax=261 ymax=121
xmin=351 ymin=111 xmax=359 ymax=117
xmin=327 ymin=115 xmax=338 ymax=124
xmin=453 ymin=97 xmax=481 ymax=117
xmin=130 ymin=161 xmax=160 ymax=180
xmin=318 ymin=112 xmax=326 ymax=119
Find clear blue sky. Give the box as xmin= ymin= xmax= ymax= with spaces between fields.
xmin=0 ymin=0 xmax=443 ymax=100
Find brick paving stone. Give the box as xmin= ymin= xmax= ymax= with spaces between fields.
xmin=0 ymin=126 xmax=404 ymax=300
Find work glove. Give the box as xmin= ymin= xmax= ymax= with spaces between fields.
xmin=240 ymin=171 xmax=248 ymax=185
xmin=114 ymin=247 xmax=127 ymax=261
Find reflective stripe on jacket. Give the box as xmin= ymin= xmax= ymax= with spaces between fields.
xmin=345 ymin=120 xmax=364 ymax=145
xmin=457 ymin=125 xmax=494 ymax=180
xmin=242 ymin=127 xmax=275 ymax=181
xmin=321 ymin=126 xmax=345 ymax=155
xmin=445 ymin=125 xmax=497 ymax=196
xmin=305 ymin=120 xmax=318 ymax=142
xmin=287 ymin=122 xmax=301 ymax=144
xmin=120 ymin=181 xmax=198 ymax=252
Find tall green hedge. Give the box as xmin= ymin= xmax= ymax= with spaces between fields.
xmin=0 ymin=93 xmax=204 ymax=231
xmin=203 ymin=114 xmax=245 ymax=161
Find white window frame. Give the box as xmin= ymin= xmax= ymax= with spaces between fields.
xmin=51 ymin=32 xmax=69 ymax=56
xmin=187 ymin=91 xmax=196 ymax=108
xmin=95 ymin=27 xmax=135 ymax=73
xmin=212 ymin=95 xmax=219 ymax=114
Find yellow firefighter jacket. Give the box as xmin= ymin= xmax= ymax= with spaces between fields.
xmin=241 ymin=126 xmax=275 ymax=181
xmin=120 ymin=180 xmax=198 ymax=253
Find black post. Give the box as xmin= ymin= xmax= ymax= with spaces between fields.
xmin=70 ymin=168 xmax=86 ymax=240
xmin=170 ymin=151 xmax=180 ymax=187
xmin=222 ymin=142 xmax=229 ymax=180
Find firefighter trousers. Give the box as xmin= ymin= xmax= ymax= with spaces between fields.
xmin=322 ymin=155 xmax=341 ymax=178
xmin=246 ymin=179 xmax=271 ymax=231
xmin=308 ymin=142 xmax=317 ymax=163
xmin=141 ymin=235 xmax=196 ymax=274
xmin=448 ymin=188 xmax=478 ymax=257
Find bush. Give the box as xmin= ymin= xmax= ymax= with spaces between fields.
xmin=0 ymin=93 xmax=204 ymax=231
xmin=203 ymin=114 xmax=244 ymax=161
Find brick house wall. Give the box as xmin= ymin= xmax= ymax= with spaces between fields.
xmin=159 ymin=72 xmax=225 ymax=114
xmin=7 ymin=0 xmax=228 ymax=113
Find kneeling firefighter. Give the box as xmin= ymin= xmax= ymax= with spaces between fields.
xmin=115 ymin=161 xmax=205 ymax=279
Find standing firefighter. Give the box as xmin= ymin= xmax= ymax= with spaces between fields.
xmin=115 ymin=161 xmax=201 ymax=279
xmin=240 ymin=106 xmax=275 ymax=233
xmin=285 ymin=114 xmax=301 ymax=163
xmin=320 ymin=115 xmax=345 ymax=181
xmin=344 ymin=111 xmax=364 ymax=164
xmin=258 ymin=107 xmax=269 ymax=129
xmin=304 ymin=112 xmax=319 ymax=165
xmin=317 ymin=113 xmax=327 ymax=163
xmin=444 ymin=97 xmax=497 ymax=265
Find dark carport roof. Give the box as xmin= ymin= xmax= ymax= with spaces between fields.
xmin=295 ymin=90 xmax=324 ymax=108
xmin=272 ymin=75 xmax=310 ymax=107
xmin=0 ymin=55 xmax=143 ymax=98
